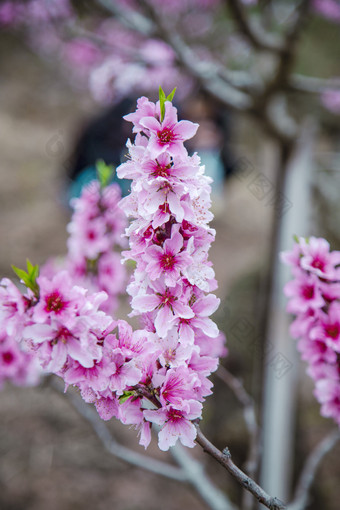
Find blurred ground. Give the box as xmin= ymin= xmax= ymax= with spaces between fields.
xmin=0 ymin=33 xmax=339 ymax=510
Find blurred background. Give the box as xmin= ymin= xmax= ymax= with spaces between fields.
xmin=0 ymin=1 xmax=340 ymax=509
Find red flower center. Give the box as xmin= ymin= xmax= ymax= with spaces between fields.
xmin=152 ymin=163 xmax=171 ymax=178
xmin=87 ymin=229 xmax=97 ymax=240
xmin=45 ymin=291 xmax=66 ymax=313
xmin=168 ymin=408 xmax=183 ymax=422
xmin=311 ymin=258 xmax=325 ymax=271
xmin=161 ymin=253 xmax=175 ymax=270
xmin=2 ymin=351 xmax=14 ymax=364
xmin=302 ymin=286 xmax=314 ymax=299
xmin=325 ymin=324 xmax=339 ymax=340
xmin=158 ymin=128 xmax=174 ymax=145
xmin=160 ymin=289 xmax=176 ymax=308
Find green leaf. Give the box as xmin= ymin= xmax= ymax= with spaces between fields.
xmin=159 ymin=86 xmax=166 ymax=122
xmin=293 ymin=234 xmax=299 ymax=243
xmin=26 ymin=259 xmax=34 ymax=273
xmin=159 ymin=86 xmax=177 ymax=122
xmin=12 ymin=265 xmax=29 ymax=282
xmin=96 ymin=159 xmax=114 ymax=188
xmin=119 ymin=391 xmax=135 ymax=404
xmin=166 ymin=87 xmax=176 ymax=102
xmin=12 ymin=259 xmax=40 ymax=297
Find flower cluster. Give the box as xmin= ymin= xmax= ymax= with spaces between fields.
xmin=282 ymin=237 xmax=340 ymax=426
xmin=41 ymin=178 xmax=127 ymax=315
xmin=0 ymin=93 xmax=226 ymax=453
xmin=64 ymin=180 xmax=127 ymax=314
xmin=115 ymin=95 xmax=226 ymax=450
xmin=0 ymin=266 xmax=157 ymax=450
xmin=0 ymin=0 xmax=71 ymax=26
xmin=0 ymin=278 xmax=41 ymax=388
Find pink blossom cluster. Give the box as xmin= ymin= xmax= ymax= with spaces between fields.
xmin=63 ymin=180 xmax=127 ymax=314
xmin=0 ymin=0 xmax=71 ymax=26
xmin=282 ymin=237 xmax=340 ymax=426
xmin=114 ymin=96 xmax=226 ymax=450
xmin=312 ymin=0 xmax=340 ymax=22
xmin=1 ymin=265 xmax=160 ymax=448
xmin=0 ymin=94 xmax=226 ymax=453
xmin=0 ymin=278 xmax=41 ymax=388
xmin=321 ymin=88 xmax=340 ymax=114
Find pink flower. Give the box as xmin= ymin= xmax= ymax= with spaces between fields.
xmin=284 ymin=273 xmax=325 ymax=314
xmin=33 ymin=271 xmax=79 ymax=323
xmin=145 ymin=229 xmax=191 ymax=286
xmin=159 ymin=366 xmax=196 ymax=406
xmin=313 ymin=0 xmax=340 ymax=22
xmin=140 ymin=101 xmax=198 ymax=159
xmin=132 ymin=281 xmax=194 ymax=338
xmin=311 ymin=302 xmax=340 ymax=352
xmin=300 ymin=237 xmax=340 ymax=279
xmin=0 ymin=278 xmax=27 ymax=336
xmin=321 ymin=88 xmax=340 ymax=114
xmin=144 ymin=400 xmax=202 ymax=450
xmin=23 ymin=321 xmax=100 ymax=372
xmin=124 ymin=96 xmax=157 ymax=133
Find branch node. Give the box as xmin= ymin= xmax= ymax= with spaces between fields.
xmin=222 ymin=447 xmax=231 ymax=459
xmin=269 ymin=497 xmax=286 ymax=510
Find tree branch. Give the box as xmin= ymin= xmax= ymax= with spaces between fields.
xmin=216 ymin=366 xmax=259 ymax=476
xmin=140 ymin=0 xmax=253 ymax=112
xmin=50 ymin=378 xmax=236 ymax=510
xmin=195 ymin=426 xmax=286 ymax=510
xmin=96 ymin=0 xmax=154 ymax=36
xmin=226 ymin=0 xmax=283 ymax=52
xmin=170 ymin=443 xmax=238 ymax=510
xmin=216 ymin=366 xmax=260 ymax=510
xmin=287 ymin=429 xmax=340 ymax=510
xmin=49 ymin=378 xmax=185 ymax=481
xmin=289 ymin=74 xmax=340 ymax=94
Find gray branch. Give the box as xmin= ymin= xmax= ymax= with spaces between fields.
xmin=141 ymin=0 xmax=252 ymax=112
xmin=287 ymin=429 xmax=340 ymax=510
xmin=49 ymin=378 xmax=185 ymax=481
xmin=217 ymin=366 xmax=259 ymax=475
xmin=170 ymin=442 xmax=238 ymax=510
xmin=289 ymin=74 xmax=340 ymax=94
xmin=50 ymin=378 xmax=236 ymax=510
xmin=195 ymin=426 xmax=286 ymax=510
xmin=216 ymin=366 xmax=260 ymax=510
xmin=226 ymin=0 xmax=283 ymax=52
xmin=96 ymin=0 xmax=154 ymax=36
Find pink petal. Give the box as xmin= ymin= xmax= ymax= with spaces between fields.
xmin=174 ymin=120 xmax=199 ymax=140
xmin=155 ymin=305 xmax=175 ymax=337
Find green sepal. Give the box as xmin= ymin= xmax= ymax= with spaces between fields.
xmin=96 ymin=159 xmax=114 ymax=188
xmin=12 ymin=259 xmax=40 ymax=297
xmin=159 ymin=86 xmax=176 ymax=122
xmin=159 ymin=86 xmax=166 ymax=122
xmin=119 ymin=391 xmax=135 ymax=404
xmin=166 ymin=87 xmax=176 ymax=102
xmin=293 ymin=234 xmax=300 ymax=243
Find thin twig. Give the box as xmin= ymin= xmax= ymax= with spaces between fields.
xmin=195 ymin=426 xmax=286 ymax=510
xmin=50 ymin=378 xmax=236 ymax=510
xmin=49 ymin=378 xmax=185 ymax=481
xmin=227 ymin=0 xmax=283 ymax=52
xmin=170 ymin=443 xmax=238 ymax=510
xmin=289 ymin=74 xmax=340 ymax=94
xmin=287 ymin=429 xmax=340 ymax=510
xmin=96 ymin=0 xmax=154 ymax=36
xmin=216 ymin=366 xmax=260 ymax=510
xmin=140 ymin=0 xmax=252 ymax=112
xmin=264 ymin=0 xmax=311 ymax=95
xmin=217 ymin=366 xmax=259 ymax=475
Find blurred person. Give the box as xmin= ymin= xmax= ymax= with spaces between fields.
xmin=66 ymin=92 xmax=235 ymax=211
